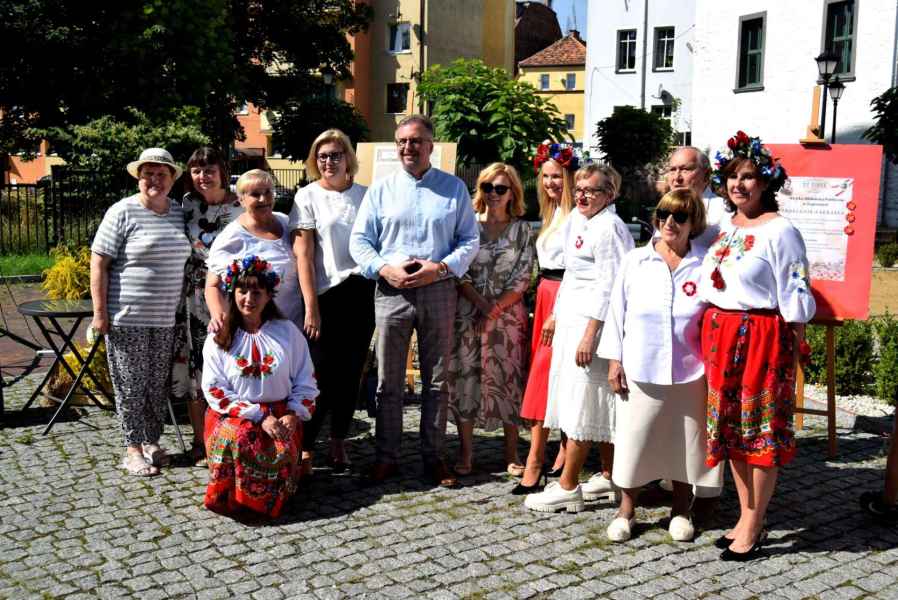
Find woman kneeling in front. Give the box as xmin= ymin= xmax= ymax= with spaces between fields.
xmin=598 ymin=189 xmax=723 ymax=542
xmin=202 ymin=255 xmax=318 ymax=519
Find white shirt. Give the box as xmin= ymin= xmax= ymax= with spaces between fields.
xmin=535 ymin=207 xmax=569 ymax=270
xmin=554 ymin=207 xmax=634 ymax=322
xmin=699 ymin=216 xmax=816 ymax=323
xmin=288 ymin=181 xmax=367 ymax=293
xmin=206 ymin=213 xmax=303 ymax=326
xmin=694 ymin=192 xmax=729 ymax=249
xmin=597 ymin=243 xmax=707 ymax=385
xmin=202 ymin=319 xmax=319 ymax=423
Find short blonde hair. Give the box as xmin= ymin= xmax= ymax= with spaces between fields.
xmin=652 ymin=188 xmax=707 ymax=239
xmin=305 ymin=129 xmax=359 ymax=179
xmin=574 ymin=163 xmax=622 ymax=200
xmin=472 ymin=162 xmax=525 ymax=217
xmin=236 ymin=169 xmax=275 ymax=194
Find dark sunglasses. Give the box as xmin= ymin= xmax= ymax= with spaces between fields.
xmin=479 ymin=182 xmax=510 ymax=195
xmin=655 ymin=208 xmax=689 ymax=224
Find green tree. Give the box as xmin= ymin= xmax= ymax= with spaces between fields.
xmin=0 ymin=0 xmax=372 ymax=158
xmin=864 ymin=87 xmax=898 ymax=164
xmin=417 ymin=59 xmax=570 ymax=168
xmin=271 ymin=94 xmax=370 ymax=161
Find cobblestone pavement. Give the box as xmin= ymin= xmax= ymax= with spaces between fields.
xmin=1 ymin=375 xmax=897 ymax=600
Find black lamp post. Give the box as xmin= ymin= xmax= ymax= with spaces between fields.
xmin=828 ymin=77 xmax=846 ymax=144
xmin=815 ymin=51 xmax=839 ymax=137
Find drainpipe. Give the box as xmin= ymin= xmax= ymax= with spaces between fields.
xmin=640 ymin=0 xmax=649 ymax=110
xmin=418 ymin=0 xmax=426 ymax=114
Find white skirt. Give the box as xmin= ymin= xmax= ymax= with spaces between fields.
xmin=543 ymin=313 xmax=614 ymax=442
xmin=612 ymin=376 xmax=724 ymax=489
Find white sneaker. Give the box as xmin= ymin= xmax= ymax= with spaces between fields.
xmin=581 ymin=473 xmax=616 ymax=501
xmin=606 ymin=515 xmax=635 ymax=542
xmin=659 ymin=478 xmax=673 ymax=492
xmin=524 ymin=482 xmax=584 ymax=513
xmin=668 ymin=515 xmax=695 ymax=541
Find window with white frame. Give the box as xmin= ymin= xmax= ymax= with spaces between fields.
xmin=823 ymin=0 xmax=856 ymax=77
xmin=565 ymin=73 xmax=576 ymax=90
xmin=388 ymin=22 xmax=411 ymax=53
xmin=653 ymin=27 xmax=675 ymax=70
xmin=540 ymin=74 xmax=550 ymax=90
xmin=564 ymin=114 xmax=575 ymax=130
xmin=736 ymin=13 xmax=765 ymax=90
xmin=386 ymin=83 xmax=409 ymax=114
xmin=616 ymin=30 xmax=637 ymax=72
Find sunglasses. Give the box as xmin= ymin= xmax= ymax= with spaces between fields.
xmin=655 ymin=208 xmax=689 ymax=224
xmin=479 ymin=182 xmax=510 ymax=195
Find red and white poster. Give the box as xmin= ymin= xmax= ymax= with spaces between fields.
xmin=768 ymin=144 xmax=883 ymax=321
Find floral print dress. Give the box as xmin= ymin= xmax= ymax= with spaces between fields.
xmin=449 ymin=219 xmax=534 ymax=431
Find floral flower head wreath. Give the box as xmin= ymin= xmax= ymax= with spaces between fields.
xmin=711 ymin=130 xmax=788 ymax=196
xmin=532 ymin=141 xmax=581 ymax=174
xmin=223 ymin=255 xmax=281 ymax=294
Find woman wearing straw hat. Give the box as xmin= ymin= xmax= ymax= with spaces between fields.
xmin=90 ymin=148 xmax=191 ymax=477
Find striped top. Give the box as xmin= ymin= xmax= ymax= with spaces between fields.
xmin=91 ymin=194 xmax=191 ymax=327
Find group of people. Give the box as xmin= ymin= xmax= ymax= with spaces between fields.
xmin=88 ymin=114 xmax=819 ymax=560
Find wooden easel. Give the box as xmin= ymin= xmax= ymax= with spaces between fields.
xmin=795 ymin=319 xmax=843 ymax=458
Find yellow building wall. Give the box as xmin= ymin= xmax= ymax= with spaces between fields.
xmin=481 ymin=0 xmax=515 ymax=72
xmin=519 ymin=65 xmax=586 ymax=143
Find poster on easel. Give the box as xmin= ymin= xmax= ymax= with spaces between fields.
xmin=768 ymin=144 xmax=883 ymax=321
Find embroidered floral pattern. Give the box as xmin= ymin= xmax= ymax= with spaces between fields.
xmin=705 ymin=230 xmax=757 ymax=291
xmin=235 ymin=341 xmax=278 ymax=379
xmin=682 ymin=281 xmax=697 ymax=296
xmin=574 ymin=235 xmax=584 ymax=249
xmin=788 ymin=261 xmax=811 ymax=294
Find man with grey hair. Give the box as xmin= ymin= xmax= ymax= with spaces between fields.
xmin=658 ymin=145 xmax=725 ymax=522
xmin=350 ymin=114 xmax=479 ymax=488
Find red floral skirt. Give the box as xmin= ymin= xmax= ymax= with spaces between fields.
xmin=203 ymin=401 xmax=302 ymax=519
xmin=520 ymin=278 xmax=561 ymax=421
xmin=702 ymin=307 xmax=796 ymax=468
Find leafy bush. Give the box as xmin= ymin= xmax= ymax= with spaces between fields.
xmin=873 ymin=313 xmax=898 ymax=405
xmin=804 ymin=320 xmax=874 ymax=396
xmin=877 ymin=242 xmax=898 ymax=268
xmin=42 ymin=245 xmax=91 ymax=300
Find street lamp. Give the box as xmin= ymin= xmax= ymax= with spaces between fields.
xmin=828 ymin=77 xmax=846 ymax=144
xmin=815 ymin=51 xmax=839 ymax=137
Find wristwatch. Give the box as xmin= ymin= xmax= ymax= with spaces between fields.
xmin=437 ymin=262 xmax=449 ymax=279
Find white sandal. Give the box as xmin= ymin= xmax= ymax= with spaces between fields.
xmin=607 ymin=515 xmax=636 ymax=542
xmin=142 ymin=443 xmax=170 ymax=467
xmin=121 ymin=453 xmax=159 ymax=477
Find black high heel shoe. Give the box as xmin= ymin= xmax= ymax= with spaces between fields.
xmin=713 ymin=534 xmax=734 ymax=550
xmin=546 ymin=466 xmax=564 ymax=478
xmin=511 ymin=468 xmax=548 ymax=495
xmin=720 ymin=529 xmax=768 ymax=562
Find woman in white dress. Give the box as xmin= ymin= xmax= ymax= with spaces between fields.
xmin=524 ymin=163 xmax=634 ymax=513
xmin=205 ymin=169 xmax=303 ymax=332
xmin=598 ymin=188 xmax=723 ymax=542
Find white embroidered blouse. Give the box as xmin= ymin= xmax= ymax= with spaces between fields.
xmin=535 ymin=206 xmax=569 ymax=270
xmin=202 ymin=319 xmax=319 ymax=423
xmin=597 ymin=243 xmax=708 ymax=385
xmin=698 ymin=216 xmax=816 ymax=323
xmin=553 ymin=207 xmax=634 ymax=322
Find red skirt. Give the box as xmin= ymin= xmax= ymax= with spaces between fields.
xmin=203 ymin=401 xmax=302 ymax=519
xmin=520 ymin=278 xmax=561 ymax=421
xmin=701 ymin=307 xmax=796 ymax=468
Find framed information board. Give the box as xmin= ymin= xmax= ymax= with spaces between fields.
xmin=768 ymin=143 xmax=883 ymax=321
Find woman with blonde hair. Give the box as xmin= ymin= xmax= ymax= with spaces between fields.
xmin=288 ymin=129 xmax=373 ymax=474
xmin=514 ymin=143 xmax=577 ymax=494
xmin=448 ymin=162 xmax=534 ymax=475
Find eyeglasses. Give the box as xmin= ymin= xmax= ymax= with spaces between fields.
xmin=574 ymin=187 xmax=608 ymax=199
xmin=316 ymin=151 xmax=344 ymax=163
xmin=395 ymin=137 xmax=431 ymax=147
xmin=655 ymin=208 xmax=690 ymax=224
xmin=479 ymin=182 xmax=510 ymax=196
xmin=665 ymin=165 xmax=698 ymax=175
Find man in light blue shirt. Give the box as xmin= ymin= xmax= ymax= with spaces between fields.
xmin=350 ymin=114 xmax=479 ymax=487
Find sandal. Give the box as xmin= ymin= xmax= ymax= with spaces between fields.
xmin=121 ymin=453 xmax=159 ymax=477
xmin=190 ymin=442 xmax=207 ymax=467
xmin=507 ymin=463 xmax=525 ymax=477
xmin=142 ymin=443 xmax=171 ymax=467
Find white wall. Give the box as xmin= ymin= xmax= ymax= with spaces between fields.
xmin=584 ymin=0 xmax=696 ymax=153
xmin=692 ymin=0 xmax=898 ymax=225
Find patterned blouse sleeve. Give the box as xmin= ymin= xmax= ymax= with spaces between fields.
xmin=772 ymin=222 xmax=816 ymax=323
xmin=284 ymin=323 xmax=319 ymax=421
xmin=201 ymin=335 xmax=264 ymax=423
xmin=504 ymin=221 xmax=535 ymax=295
xmin=589 ymin=217 xmax=634 ymax=322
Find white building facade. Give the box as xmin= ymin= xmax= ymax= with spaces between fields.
xmin=692 ymin=0 xmax=898 ymax=226
xmin=583 ymin=0 xmax=697 ymax=153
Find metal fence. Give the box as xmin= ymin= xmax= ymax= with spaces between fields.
xmin=0 ymin=183 xmax=50 ymax=254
